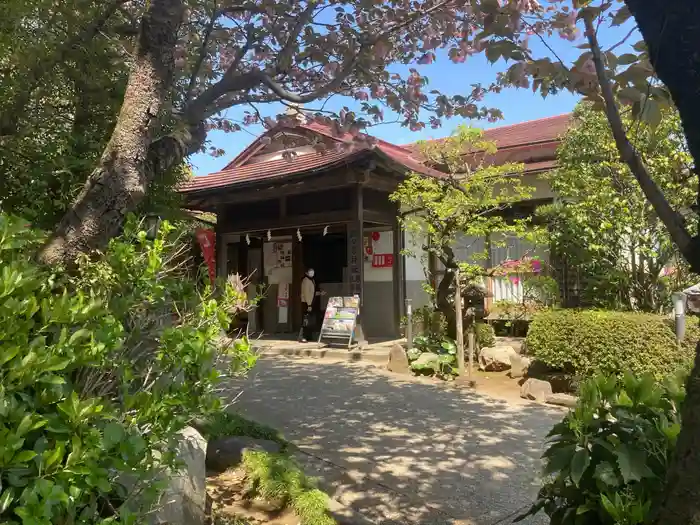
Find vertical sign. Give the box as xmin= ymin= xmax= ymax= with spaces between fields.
xmin=196 ymin=228 xmax=216 ymax=284
xmin=347 ymin=224 xmax=362 ymax=296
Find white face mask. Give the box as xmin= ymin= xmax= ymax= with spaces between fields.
xmin=307 ymin=270 xmax=315 ymax=278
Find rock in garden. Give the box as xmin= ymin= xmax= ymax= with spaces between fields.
xmin=545 ymin=393 xmax=578 ymax=408
xmin=411 ymin=351 xmax=440 ymax=372
xmin=509 ymin=355 xmax=532 ymax=379
xmin=520 ymin=378 xmax=553 ymax=403
xmin=154 ymin=426 xmax=207 ymax=525
xmin=206 ymin=436 xmax=282 ymax=474
xmin=478 ymin=346 xmax=518 ymax=372
xmin=387 ymin=344 xmax=410 ymax=374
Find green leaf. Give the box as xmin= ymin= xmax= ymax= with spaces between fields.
xmin=15 ymin=414 xmax=33 ymax=436
xmin=617 ymin=53 xmax=638 ymax=66
xmin=12 ymin=450 xmax=37 ymax=464
xmin=593 ymin=461 xmax=619 ymax=487
xmin=544 ymin=444 xmax=576 ymax=475
xmin=44 ymin=443 xmax=65 ymax=469
xmin=600 ymin=494 xmax=621 ymax=522
xmin=68 ymin=328 xmax=91 ymax=345
xmin=103 ymin=422 xmax=125 ymax=449
xmin=0 ymin=346 xmax=19 ymax=366
xmin=570 ymin=448 xmax=590 ymax=486
xmin=615 ymin=444 xmax=654 ymax=483
xmin=0 ymin=488 xmax=12 ymax=514
xmin=611 ymin=5 xmax=631 ymax=26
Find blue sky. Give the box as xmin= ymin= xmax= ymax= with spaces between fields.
xmin=190 ymin=20 xmax=636 ymax=176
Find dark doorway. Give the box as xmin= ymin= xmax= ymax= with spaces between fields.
xmin=301 ymin=232 xmax=346 ymax=284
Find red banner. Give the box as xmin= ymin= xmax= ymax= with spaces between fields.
xmin=372 ymin=253 xmax=394 ymax=268
xmin=196 ymin=228 xmax=216 ymax=284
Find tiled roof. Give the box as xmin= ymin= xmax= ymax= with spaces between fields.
xmin=181 ymin=114 xmax=569 ymax=194
xmin=404 ymin=113 xmax=570 ymax=151
xmin=182 ymin=146 xmax=368 ymax=193
xmin=481 ymin=113 xmax=570 ymax=148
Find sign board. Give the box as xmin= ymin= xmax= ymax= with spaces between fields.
xmin=318 ymin=296 xmax=360 ymax=348
xmin=372 ymin=253 xmax=394 ymax=268
xmin=277 ymin=282 xmax=289 ymax=307
xmin=347 ymin=226 xmax=362 ymax=296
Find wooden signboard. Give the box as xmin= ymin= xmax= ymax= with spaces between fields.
xmin=318 ymin=296 xmax=361 ymax=348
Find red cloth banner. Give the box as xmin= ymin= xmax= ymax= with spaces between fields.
xmin=196 ymin=228 xmax=216 ymax=284
xmin=371 ymin=254 xmax=394 ymax=268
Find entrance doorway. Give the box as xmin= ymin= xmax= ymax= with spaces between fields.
xmin=301 ymin=232 xmax=346 ymax=284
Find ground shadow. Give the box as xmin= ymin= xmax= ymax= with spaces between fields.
xmin=221 ymin=358 xmax=562 ymax=525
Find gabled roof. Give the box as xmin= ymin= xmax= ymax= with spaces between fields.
xmin=182 ymin=120 xmax=444 ymax=194
xmin=180 ymin=113 xmax=570 ymax=194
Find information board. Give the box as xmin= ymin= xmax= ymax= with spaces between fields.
xmin=318 ymin=296 xmax=360 ymax=348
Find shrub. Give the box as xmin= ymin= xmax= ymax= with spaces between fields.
xmin=517 ymin=371 xmax=685 ymax=525
xmin=0 ymin=213 xmax=256 ymax=524
xmin=242 ymin=451 xmax=334 ymax=525
xmin=474 ymin=322 xmax=495 ymax=349
xmin=526 ymin=309 xmax=692 ymax=379
xmin=407 ymin=336 xmax=457 ymax=377
xmin=199 ymin=411 xmax=287 ymax=450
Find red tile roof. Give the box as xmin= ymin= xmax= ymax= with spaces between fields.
xmin=481 ymin=113 xmax=570 ymax=149
xmin=181 ymin=114 xmax=570 ymax=194
xmin=404 ymin=113 xmax=570 ymax=151
xmin=183 ymin=146 xmax=368 ymax=192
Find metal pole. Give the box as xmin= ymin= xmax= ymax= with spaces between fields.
xmin=454 ymin=268 xmax=465 ymax=376
xmin=673 ymin=292 xmax=686 ymax=342
xmin=405 ymin=299 xmax=413 ymax=349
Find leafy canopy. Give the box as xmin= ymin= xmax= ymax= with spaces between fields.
xmin=541 ymin=103 xmax=696 ymax=311
xmin=391 ymin=125 xmax=542 ymax=280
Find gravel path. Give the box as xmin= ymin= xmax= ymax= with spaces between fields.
xmin=223 ymin=357 xmax=562 ymax=525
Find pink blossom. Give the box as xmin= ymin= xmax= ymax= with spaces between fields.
xmin=353 ymin=91 xmax=369 ymax=101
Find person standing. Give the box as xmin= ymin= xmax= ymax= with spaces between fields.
xmin=300 ymin=268 xmax=319 ymax=342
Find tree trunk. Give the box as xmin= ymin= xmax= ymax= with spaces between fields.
xmin=436 ymin=247 xmax=458 ymax=338
xmin=625 ymin=0 xmax=700 ymax=174
xmin=654 ymin=341 xmax=700 ymax=524
xmin=623 ymin=3 xmax=700 ymax=522
xmin=38 ymin=0 xmax=184 ymax=266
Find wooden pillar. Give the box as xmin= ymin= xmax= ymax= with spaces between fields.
xmin=291 ymin=234 xmax=303 ymax=331
xmin=392 ymin=208 xmax=405 ymax=337
xmin=347 ymin=185 xmax=364 ymax=299
xmin=347 ymin=184 xmax=366 ymax=344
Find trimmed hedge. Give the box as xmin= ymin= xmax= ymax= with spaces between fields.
xmin=474 ymin=322 xmax=496 ymax=348
xmin=526 ymin=310 xmax=696 ymax=379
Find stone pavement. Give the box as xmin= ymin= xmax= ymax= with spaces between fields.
xmin=222 ymin=357 xmax=562 ymax=525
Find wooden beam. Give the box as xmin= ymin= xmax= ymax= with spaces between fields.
xmin=220 ymin=209 xmax=355 ymax=234
xmin=184 ymin=171 xmax=359 ymax=207
xmin=363 ymin=209 xmax=395 ymax=225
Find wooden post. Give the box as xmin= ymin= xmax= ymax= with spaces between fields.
xmin=455 ymin=268 xmax=465 ymax=376
xmin=468 ymin=330 xmax=475 ymax=385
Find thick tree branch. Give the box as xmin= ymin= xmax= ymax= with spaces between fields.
xmin=184 ymin=27 xmax=257 ymax=120
xmin=257 ymin=43 xmax=360 ymax=104
xmin=582 ymin=10 xmax=697 ymax=269
xmin=277 ymin=3 xmax=317 ymax=72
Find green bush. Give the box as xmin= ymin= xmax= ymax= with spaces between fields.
xmin=0 ymin=213 xmax=256 ymax=524
xmin=474 ymin=322 xmax=495 ymax=348
xmin=243 ymin=451 xmax=334 ymax=525
xmin=518 ymin=371 xmax=685 ymax=525
xmin=407 ymin=336 xmax=457 ymax=377
xmin=199 ymin=411 xmax=287 ymax=450
xmin=526 ymin=310 xmax=692 ymax=379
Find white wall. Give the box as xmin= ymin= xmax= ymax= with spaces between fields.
xmin=363 ymin=228 xmax=394 ymax=282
